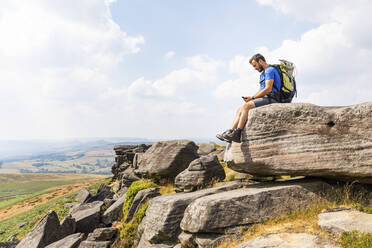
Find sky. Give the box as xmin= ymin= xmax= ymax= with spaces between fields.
xmin=1 ymin=0 xmax=371 ymax=140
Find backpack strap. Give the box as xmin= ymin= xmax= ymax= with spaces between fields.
xmin=267 ymin=65 xmax=282 ymax=102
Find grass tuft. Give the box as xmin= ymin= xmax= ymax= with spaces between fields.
xmin=340 ymin=231 xmax=372 ymax=248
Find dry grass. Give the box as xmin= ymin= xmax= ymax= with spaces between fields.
xmin=216 ymin=181 xmax=372 ymax=248
xmin=159 ymin=184 xmax=176 ymax=195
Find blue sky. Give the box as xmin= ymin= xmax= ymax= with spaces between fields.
xmin=0 ymin=0 xmax=371 ymax=140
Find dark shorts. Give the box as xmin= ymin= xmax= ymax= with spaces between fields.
xmin=252 ymin=96 xmax=278 ymax=108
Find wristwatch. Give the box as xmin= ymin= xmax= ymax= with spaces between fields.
xmin=252 ymin=96 xmax=255 ymax=100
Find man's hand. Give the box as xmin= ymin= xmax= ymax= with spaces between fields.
xmin=242 ymin=96 xmax=252 ymax=102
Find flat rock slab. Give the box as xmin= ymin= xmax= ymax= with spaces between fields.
xmin=232 ymin=233 xmax=340 ymax=248
xmin=224 ymin=102 xmax=372 ymax=183
xmin=318 ymin=209 xmax=372 ymax=236
xmin=181 ymin=180 xmax=328 ymax=233
xmin=45 ymin=233 xmax=84 ymax=248
xmin=139 ymin=181 xmax=244 ymax=244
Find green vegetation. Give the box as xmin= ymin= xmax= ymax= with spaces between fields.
xmin=217 ymin=181 xmax=372 ymax=248
xmin=340 ymin=231 xmax=372 ymax=248
xmin=0 ymin=192 xmax=75 ymax=241
xmin=122 ymin=180 xmax=158 ymax=221
xmin=114 ymin=180 xmax=158 ymax=248
xmin=0 ymin=177 xmax=107 ymax=242
xmin=0 ymin=174 xmax=106 ymax=209
xmin=119 ymin=201 xmax=149 ymax=248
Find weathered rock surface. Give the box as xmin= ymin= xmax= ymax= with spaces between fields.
xmin=59 ymin=215 xmax=76 ymax=237
xmin=138 ymin=181 xmax=244 ymax=244
xmin=197 ymin=143 xmax=216 ymax=156
xmin=84 ymin=184 xmax=114 ymax=203
xmin=86 ymin=227 xmax=118 ymax=241
xmin=125 ymin=187 xmax=160 ymax=223
xmin=78 ymin=241 xmax=111 ymax=248
xmin=135 ymin=140 xmax=199 ymax=179
xmin=224 ymin=102 xmax=372 ymax=183
xmin=318 ymin=209 xmax=372 ymax=236
xmin=16 ymin=211 xmax=63 ymax=248
xmin=136 ymin=238 xmax=173 ymax=248
xmin=0 ymin=242 xmax=18 ymax=248
xmin=232 ymin=233 xmax=340 ymax=248
xmin=181 ymin=179 xmax=328 ymax=233
xmin=70 ymin=201 xmax=104 ymax=233
xmin=45 ymin=233 xmax=84 ymax=248
xmin=175 ymin=155 xmax=226 ymax=191
xmin=102 ymin=189 xmax=127 ymax=225
xmin=111 ymin=144 xmax=151 ymax=179
xmin=75 ymin=188 xmax=92 ymax=203
xmin=119 ymin=167 xmax=140 ymax=188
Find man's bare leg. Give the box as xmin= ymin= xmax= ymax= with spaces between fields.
xmin=238 ymin=101 xmax=256 ymax=129
xmin=231 ymin=106 xmax=243 ymax=130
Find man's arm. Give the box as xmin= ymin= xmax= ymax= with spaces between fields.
xmin=252 ymin=79 xmax=273 ymax=99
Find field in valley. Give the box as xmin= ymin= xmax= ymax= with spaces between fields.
xmin=0 ymin=173 xmax=110 ymax=241
xmin=0 ymin=145 xmax=115 ymax=174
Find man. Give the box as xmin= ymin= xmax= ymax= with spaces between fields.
xmin=216 ymin=53 xmax=281 ymax=143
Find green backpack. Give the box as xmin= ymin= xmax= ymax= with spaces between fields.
xmin=269 ymin=59 xmax=297 ymax=103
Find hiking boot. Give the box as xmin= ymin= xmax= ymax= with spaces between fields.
xmin=216 ymin=129 xmax=233 ymax=142
xmin=224 ymin=129 xmax=242 ymax=143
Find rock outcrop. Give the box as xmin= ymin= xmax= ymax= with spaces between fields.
xmin=318 ymin=208 xmax=372 ymax=236
xmin=135 ymin=140 xmax=199 ymax=179
xmin=70 ymin=201 xmax=104 ymax=234
xmin=197 ymin=143 xmax=216 ymax=156
xmin=224 ymin=102 xmax=372 ymax=183
xmin=16 ymin=211 xmax=67 ymax=248
xmin=137 ymin=181 xmax=244 ymax=245
xmin=111 ymin=144 xmax=151 ymax=180
xmin=175 ymin=155 xmax=226 ymax=191
xmin=180 ymin=179 xmax=329 ymax=233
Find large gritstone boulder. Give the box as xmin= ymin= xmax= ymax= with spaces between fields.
xmin=137 ymin=181 xmax=244 ymax=244
xmin=180 ymin=179 xmax=329 ymax=233
xmin=135 ymin=140 xmax=199 ymax=179
xmin=175 ymin=155 xmax=226 ymax=191
xmin=70 ymin=201 xmax=104 ymax=234
xmin=224 ymin=102 xmax=372 ymax=183
xmin=16 ymin=211 xmax=65 ymax=248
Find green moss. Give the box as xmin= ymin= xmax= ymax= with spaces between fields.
xmin=122 ymin=180 xmax=158 ymax=221
xmin=119 ymin=201 xmax=149 ymax=248
xmin=340 ymin=231 xmax=372 ymax=248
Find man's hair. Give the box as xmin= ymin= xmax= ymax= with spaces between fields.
xmin=249 ymin=53 xmax=266 ymax=64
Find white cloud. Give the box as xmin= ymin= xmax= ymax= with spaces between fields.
xmin=165 ymin=50 xmax=175 ymax=59
xmin=127 ymin=55 xmax=225 ymax=100
xmin=236 ymin=0 xmax=372 ymax=106
xmin=0 ymin=0 xmax=144 ymax=139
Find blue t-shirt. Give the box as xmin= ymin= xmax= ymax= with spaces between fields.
xmin=260 ymin=66 xmax=281 ymax=93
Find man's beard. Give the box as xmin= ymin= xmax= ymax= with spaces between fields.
xmin=258 ymin=65 xmax=264 ymax=72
